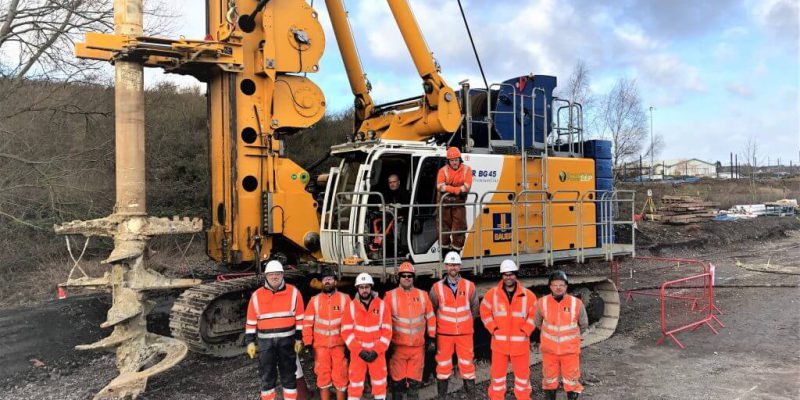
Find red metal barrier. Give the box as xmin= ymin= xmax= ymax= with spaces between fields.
xmin=657 ymin=272 xmax=718 ymax=349
xmin=619 ymin=256 xmax=725 ymax=349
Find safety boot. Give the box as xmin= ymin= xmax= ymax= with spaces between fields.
xmin=391 ymin=379 xmax=405 ymax=400
xmin=320 ymin=388 xmax=331 ymax=400
xmin=567 ymin=392 xmax=580 ymax=400
xmin=296 ymin=378 xmax=311 ymax=400
xmin=544 ymin=390 xmax=558 ymax=400
xmin=462 ymin=379 xmax=475 ymax=395
xmin=437 ymin=379 xmax=449 ymax=397
xmin=406 ymin=380 xmax=421 ymax=400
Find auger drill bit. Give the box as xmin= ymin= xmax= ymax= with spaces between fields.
xmin=53 ymin=0 xmax=202 ymax=398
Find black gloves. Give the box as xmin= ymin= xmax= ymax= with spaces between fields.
xmin=359 ymin=350 xmax=378 ymax=362
xmin=358 ymin=350 xmax=372 ymax=362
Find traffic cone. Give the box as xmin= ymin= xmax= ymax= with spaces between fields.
xmin=57 ymin=287 xmax=67 ymax=299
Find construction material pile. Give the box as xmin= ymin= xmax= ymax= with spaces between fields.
xmin=647 ymin=195 xmax=719 ymax=224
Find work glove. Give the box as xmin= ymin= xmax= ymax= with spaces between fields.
xmin=358 ymin=350 xmax=372 ymax=362
xmin=366 ymin=350 xmax=379 ymax=363
xmin=246 ymin=343 xmax=257 ymax=359
xmin=304 ymin=344 xmax=313 ymax=355
xmin=294 ymin=340 xmax=304 ymax=354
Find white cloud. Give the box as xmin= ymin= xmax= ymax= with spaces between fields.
xmin=725 ymin=81 xmax=753 ymax=97
xmin=713 ymin=43 xmax=738 ymax=63
xmin=640 ymin=53 xmax=707 ymax=92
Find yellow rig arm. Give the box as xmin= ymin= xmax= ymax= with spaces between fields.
xmin=76 ymin=0 xmax=328 ymax=264
xmin=324 ymin=0 xmax=462 ymax=141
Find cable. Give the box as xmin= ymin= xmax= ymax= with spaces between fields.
xmin=457 ymin=0 xmax=489 ymax=90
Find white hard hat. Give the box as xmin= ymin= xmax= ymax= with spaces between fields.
xmin=443 ymin=251 xmax=462 ymax=265
xmin=264 ymin=260 xmax=284 ymax=273
xmin=500 ymin=259 xmax=518 ymax=274
xmin=355 ymin=273 xmax=374 ymax=286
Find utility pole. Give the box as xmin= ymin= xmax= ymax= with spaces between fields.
xmin=649 ymin=106 xmax=655 ymax=180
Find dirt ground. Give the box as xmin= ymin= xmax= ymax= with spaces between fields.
xmin=0 ymin=217 xmax=798 ymax=400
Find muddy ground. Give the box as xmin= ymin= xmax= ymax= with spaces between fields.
xmin=0 ymin=217 xmax=798 ymax=400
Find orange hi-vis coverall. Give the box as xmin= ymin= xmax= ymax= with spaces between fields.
xmin=480 ymin=282 xmax=537 ymax=400
xmin=385 ymin=287 xmax=436 ymax=382
xmin=436 ymin=163 xmax=473 ymax=250
xmin=534 ymin=294 xmax=588 ymax=394
xmin=341 ymin=293 xmax=392 ymax=400
xmin=245 ymin=283 xmax=305 ymax=400
xmin=303 ymin=291 xmax=351 ymax=392
xmin=429 ymin=277 xmax=479 ymax=380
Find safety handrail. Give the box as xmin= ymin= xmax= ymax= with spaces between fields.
xmin=477 ymin=190 xmax=517 ymax=274
xmin=487 ymin=83 xmax=518 ymax=150
xmin=546 ymin=190 xmax=581 ymax=266
xmin=335 ymin=191 xmax=389 ymax=280
xmin=513 ymin=190 xmax=548 ymax=264
xmin=603 ymin=190 xmax=636 ymax=261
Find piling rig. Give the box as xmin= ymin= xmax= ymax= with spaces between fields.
xmin=60 ymin=0 xmax=634 ymax=398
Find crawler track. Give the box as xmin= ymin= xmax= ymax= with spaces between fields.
xmin=169 ymin=276 xmax=260 ymax=358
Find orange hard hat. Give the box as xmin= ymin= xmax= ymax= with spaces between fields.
xmin=398 ymin=262 xmax=415 ymax=274
xmin=446 ymin=147 xmax=462 ymax=160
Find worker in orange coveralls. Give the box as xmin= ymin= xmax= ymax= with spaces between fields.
xmin=245 ymin=260 xmax=305 ymax=400
xmin=480 ymin=259 xmax=537 ymax=400
xmin=303 ymin=268 xmax=350 ymax=400
xmin=436 ymin=146 xmax=473 ymax=253
xmin=429 ymin=251 xmax=479 ymax=396
xmin=535 ymin=271 xmax=589 ymax=400
xmin=385 ymin=261 xmax=436 ymax=400
xmin=341 ymin=273 xmax=392 ymax=400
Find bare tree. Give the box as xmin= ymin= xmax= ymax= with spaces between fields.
xmin=600 ymin=77 xmax=648 ymax=170
xmin=740 ymin=135 xmax=759 ymax=201
xmin=557 ymin=59 xmax=600 ymax=137
xmin=0 ymin=0 xmax=175 ymax=82
xmin=0 ymin=0 xmax=177 ymax=231
xmin=643 ymin=132 xmax=664 ymax=160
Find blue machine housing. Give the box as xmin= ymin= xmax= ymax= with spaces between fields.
xmin=460 ymin=75 xmax=556 ymax=149
xmin=583 ymin=140 xmax=614 ymax=246
xmin=493 ymin=75 xmax=556 ymax=148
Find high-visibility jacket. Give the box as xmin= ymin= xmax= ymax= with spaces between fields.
xmin=430 ymin=278 xmax=476 ymax=335
xmin=480 ymin=281 xmax=537 ymax=356
xmin=302 ymin=291 xmax=350 ymax=348
xmin=436 ymin=164 xmax=473 ymax=199
xmin=245 ymin=283 xmax=304 ymax=342
xmin=537 ymin=294 xmax=583 ymax=355
xmin=385 ymin=287 xmax=436 ymax=346
xmin=341 ymin=293 xmax=392 ymax=354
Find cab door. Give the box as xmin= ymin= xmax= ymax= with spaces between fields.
xmin=408 ymin=155 xmax=446 ymax=263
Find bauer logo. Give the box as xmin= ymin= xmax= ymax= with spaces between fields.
xmin=492 ymin=213 xmax=512 ymax=242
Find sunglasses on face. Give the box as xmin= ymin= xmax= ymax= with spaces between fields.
xmin=399 ymin=274 xmax=414 ymax=279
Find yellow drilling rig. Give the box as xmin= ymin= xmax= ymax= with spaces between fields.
xmin=58 ymin=0 xmax=634 ymax=398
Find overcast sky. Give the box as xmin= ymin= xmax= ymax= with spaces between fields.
xmin=160 ymin=0 xmax=799 ymax=165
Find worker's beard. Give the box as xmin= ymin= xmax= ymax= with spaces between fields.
xmin=359 ymin=291 xmax=372 ymax=301
xmin=553 ymin=293 xmax=564 ymax=301
xmin=322 ymin=283 xmax=335 ymax=293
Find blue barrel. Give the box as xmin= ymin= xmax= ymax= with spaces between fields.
xmin=595 ymin=159 xmax=614 ymax=179
xmin=583 ymin=140 xmax=612 ymax=159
